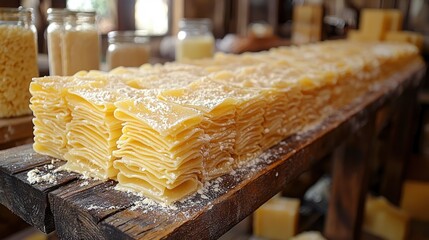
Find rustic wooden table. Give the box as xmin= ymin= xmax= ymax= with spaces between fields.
xmin=0 ymin=115 xmax=33 ymax=149
xmin=0 ymin=63 xmax=425 ymax=240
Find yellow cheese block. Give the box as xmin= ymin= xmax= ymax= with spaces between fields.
xmin=292 ymin=4 xmax=322 ymax=44
xmin=253 ymin=197 xmax=300 ymax=240
xmin=347 ymin=30 xmax=361 ymax=41
xmin=292 ymin=23 xmax=322 ymax=44
xmin=386 ymin=9 xmax=403 ymax=31
xmin=385 ymin=31 xmax=412 ymax=42
xmin=347 ymin=30 xmax=376 ymax=42
xmin=312 ymin=5 xmax=323 ymax=26
xmin=294 ymin=5 xmax=313 ymax=24
xmin=401 ymin=180 xmax=429 ymax=221
xmin=360 ymin=9 xmax=390 ymax=40
xmin=292 ymin=23 xmax=312 ymax=44
xmin=293 ymin=4 xmax=323 ymax=25
xmin=364 ymin=196 xmax=410 ymax=240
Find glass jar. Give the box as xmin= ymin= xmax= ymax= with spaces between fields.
xmin=0 ymin=7 xmax=38 ymax=117
xmin=175 ymin=18 xmax=215 ymax=62
xmin=62 ymin=11 xmax=100 ymax=75
xmin=46 ymin=8 xmax=67 ymax=76
xmin=106 ymin=30 xmax=150 ymax=70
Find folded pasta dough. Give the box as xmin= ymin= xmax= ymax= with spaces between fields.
xmin=159 ymin=79 xmax=239 ymax=179
xmin=113 ymin=90 xmax=204 ymax=203
xmin=62 ymin=76 xmax=131 ymax=179
xmin=111 ymin=63 xmax=207 ymax=90
xmin=30 ymin=75 xmax=100 ymax=159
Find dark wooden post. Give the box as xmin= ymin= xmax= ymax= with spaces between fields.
xmin=236 ymin=0 xmax=249 ymax=36
xmin=117 ymin=0 xmax=136 ymax=30
xmin=267 ymin=0 xmax=279 ymax=34
xmin=325 ymin=116 xmax=375 ymax=240
xmin=379 ymin=87 xmax=418 ymax=204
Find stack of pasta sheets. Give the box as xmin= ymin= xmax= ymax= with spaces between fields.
xmin=30 ymin=75 xmax=99 ymax=159
xmin=63 ymin=75 xmax=129 ymax=179
xmin=113 ymin=90 xmax=204 ymax=203
xmin=159 ymin=80 xmax=238 ymax=180
xmin=232 ymin=88 xmax=267 ymax=162
xmin=30 ymin=41 xmax=422 ymax=204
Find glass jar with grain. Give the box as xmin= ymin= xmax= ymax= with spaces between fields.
xmin=106 ymin=30 xmax=150 ymax=70
xmin=176 ymin=18 xmax=215 ymax=62
xmin=62 ymin=11 xmax=100 ymax=75
xmin=46 ymin=8 xmax=68 ymax=76
xmin=0 ymin=7 xmax=38 ymax=117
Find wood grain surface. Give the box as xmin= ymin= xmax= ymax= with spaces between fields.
xmin=0 ymin=115 xmax=33 ymax=145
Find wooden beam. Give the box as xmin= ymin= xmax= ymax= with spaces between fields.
xmin=379 ymin=87 xmax=419 ymax=204
xmin=0 ymin=0 xmax=20 ymax=8
xmin=268 ymin=0 xmax=279 ymax=34
xmin=213 ymin=0 xmax=226 ymax=37
xmin=0 ymin=115 xmax=33 ymax=146
xmin=50 ymin=0 xmax=66 ymax=8
xmin=325 ymin=116 xmax=375 ymax=240
xmin=0 ymin=145 xmax=79 ymax=233
xmin=117 ymin=0 xmax=136 ymax=30
xmin=236 ymin=0 xmax=249 ymax=36
xmin=171 ymin=0 xmax=184 ymax=35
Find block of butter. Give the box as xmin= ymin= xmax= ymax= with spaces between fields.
xmin=364 ymin=196 xmax=409 ymax=240
xmin=401 ymin=180 xmax=429 ymax=221
xmin=253 ymin=196 xmax=300 ymax=240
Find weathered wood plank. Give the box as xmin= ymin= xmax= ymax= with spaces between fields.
xmin=48 ymin=64 xmax=426 ymax=240
xmin=379 ymin=86 xmax=419 ymax=205
xmin=0 ymin=115 xmax=33 ymax=145
xmin=324 ymin=116 xmax=375 ymax=240
xmin=49 ymin=180 xmax=133 ymax=240
xmin=0 ymin=146 xmax=79 ymax=233
xmin=0 ymin=145 xmax=50 ymax=174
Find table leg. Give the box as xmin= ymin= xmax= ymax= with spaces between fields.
xmin=380 ymin=88 xmax=418 ymax=205
xmin=324 ymin=116 xmax=375 ymax=240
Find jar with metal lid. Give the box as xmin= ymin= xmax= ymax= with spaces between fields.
xmin=175 ymin=18 xmax=215 ymax=62
xmin=0 ymin=7 xmax=38 ymax=117
xmin=62 ymin=11 xmax=100 ymax=75
xmin=46 ymin=8 xmax=67 ymax=76
xmin=106 ymin=31 xmax=150 ymax=70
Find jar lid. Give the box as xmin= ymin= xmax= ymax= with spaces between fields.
xmin=0 ymin=7 xmax=33 ymax=23
xmin=179 ymin=18 xmax=212 ymax=30
xmin=108 ymin=30 xmax=149 ymax=44
xmin=75 ymin=11 xmax=97 ymax=24
xmin=64 ymin=10 xmax=77 ymax=24
xmin=46 ymin=8 xmax=68 ymax=22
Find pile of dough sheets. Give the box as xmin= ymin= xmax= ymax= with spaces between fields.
xmin=30 ymin=41 xmax=422 ymax=204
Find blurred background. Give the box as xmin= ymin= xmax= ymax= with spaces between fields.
xmin=1 ymin=0 xmax=428 ymax=73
